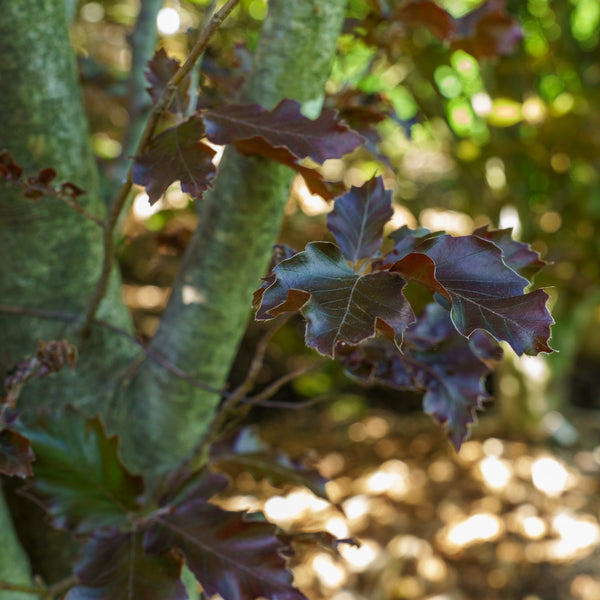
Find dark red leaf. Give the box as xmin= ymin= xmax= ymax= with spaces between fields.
xmin=256 ymin=242 xmax=415 ymax=356
xmin=145 ymin=48 xmax=190 ymax=117
xmin=391 ymin=234 xmax=554 ymax=355
xmin=133 ymin=117 xmax=216 ymax=205
xmin=202 ymin=99 xmax=364 ymax=164
xmin=144 ymin=503 xmax=306 ymax=600
xmin=473 ymin=225 xmax=546 ymax=279
xmin=339 ymin=304 xmax=501 ymax=450
xmin=0 ymin=428 xmax=34 ymax=478
xmin=67 ymin=531 xmax=186 ymax=600
xmin=452 ymin=0 xmax=522 ymax=58
xmin=326 ymin=177 xmax=393 ymax=263
xmin=234 ymin=138 xmax=346 ymax=201
xmin=398 ymin=1 xmax=457 ymax=40
xmin=210 ymin=428 xmax=329 ymax=500
xmin=19 ymin=408 xmax=144 ymax=534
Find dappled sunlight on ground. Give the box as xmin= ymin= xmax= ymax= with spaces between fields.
xmin=215 ymin=409 xmax=600 ymax=600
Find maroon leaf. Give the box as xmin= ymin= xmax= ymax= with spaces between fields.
xmin=67 ymin=531 xmax=186 ymax=600
xmin=326 ymin=177 xmax=393 ymax=263
xmin=145 ymin=48 xmax=190 ymax=117
xmin=384 ymin=225 xmax=437 ymax=263
xmin=202 ymin=99 xmax=364 ymax=164
xmin=452 ymin=0 xmax=522 ymax=59
xmin=256 ymin=242 xmax=415 ymax=356
xmin=210 ymin=428 xmax=329 ymax=500
xmin=234 ymin=139 xmax=346 ymax=201
xmin=473 ymin=225 xmax=546 ymax=279
xmin=144 ymin=502 xmax=306 ymax=600
xmin=0 ymin=429 xmax=34 ymax=478
xmin=339 ymin=304 xmax=501 ymax=449
xmin=398 ymin=1 xmax=457 ymax=40
xmin=19 ymin=408 xmax=144 ymax=534
xmin=133 ymin=117 xmax=216 ymax=205
xmin=391 ymin=234 xmax=554 ymax=355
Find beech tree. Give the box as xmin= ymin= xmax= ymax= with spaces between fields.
xmin=0 ymin=1 xmax=553 ymax=599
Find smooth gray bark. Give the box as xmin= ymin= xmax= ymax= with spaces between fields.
xmin=119 ymin=0 xmax=348 ymax=472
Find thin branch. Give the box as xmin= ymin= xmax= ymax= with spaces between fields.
xmin=249 ymin=358 xmax=330 ymax=404
xmin=79 ymin=0 xmax=242 ymax=337
xmin=226 ymin=314 xmax=291 ymax=404
xmin=0 ymin=574 xmax=77 ymax=599
xmin=237 ymin=393 xmax=329 ymax=410
xmin=0 ymin=304 xmax=222 ymax=396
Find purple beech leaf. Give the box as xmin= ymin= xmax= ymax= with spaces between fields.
xmin=18 ymin=408 xmax=144 ymax=534
xmin=133 ymin=117 xmax=216 ymax=205
xmin=144 ymin=502 xmax=306 ymax=600
xmin=398 ymin=0 xmax=457 ymax=40
xmin=0 ymin=428 xmax=34 ymax=478
xmin=210 ymin=427 xmax=329 ymax=500
xmin=391 ymin=234 xmax=554 ymax=355
xmin=326 ymin=177 xmax=393 ymax=263
xmin=158 ymin=470 xmax=230 ymax=509
xmin=67 ymin=531 xmax=186 ymax=600
xmin=256 ymin=242 xmax=415 ymax=356
xmin=339 ymin=304 xmax=500 ymax=449
xmin=383 ymin=225 xmax=436 ymax=263
xmin=452 ymin=0 xmax=523 ymax=59
xmin=145 ymin=48 xmax=190 ymax=117
xmin=473 ymin=225 xmax=546 ymax=279
xmin=202 ymin=99 xmax=364 ymax=164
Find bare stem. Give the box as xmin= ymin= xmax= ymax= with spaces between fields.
xmin=79 ymin=0 xmax=242 ymax=337
xmin=0 ymin=574 xmax=77 ymax=599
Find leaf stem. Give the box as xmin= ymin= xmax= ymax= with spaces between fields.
xmin=0 ymin=575 xmax=77 ymax=599
xmin=79 ymin=0 xmax=242 ymax=337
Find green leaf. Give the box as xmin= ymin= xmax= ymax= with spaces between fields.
xmin=19 ymin=408 xmax=144 ymax=534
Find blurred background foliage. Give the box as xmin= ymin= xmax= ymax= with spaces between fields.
xmin=67 ymin=1 xmax=600 ymax=598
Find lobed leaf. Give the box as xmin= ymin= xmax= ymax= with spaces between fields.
xmin=326 ymin=177 xmax=393 ymax=264
xmin=67 ymin=531 xmax=186 ymax=600
xmin=133 ymin=117 xmax=216 ymax=205
xmin=144 ymin=502 xmax=306 ymax=600
xmin=210 ymin=428 xmax=329 ymax=500
xmin=202 ymin=99 xmax=364 ymax=164
xmin=473 ymin=224 xmax=546 ymax=279
xmin=19 ymin=408 xmax=144 ymax=534
xmin=391 ymin=234 xmax=554 ymax=355
xmin=339 ymin=304 xmax=501 ymax=449
xmin=256 ymin=242 xmax=415 ymax=356
xmin=0 ymin=428 xmax=34 ymax=478
xmin=145 ymin=48 xmax=190 ymax=117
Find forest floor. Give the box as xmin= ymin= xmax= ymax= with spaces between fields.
xmin=218 ymin=406 xmax=600 ymax=600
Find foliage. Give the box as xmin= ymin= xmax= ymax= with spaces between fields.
xmin=0 ymin=0 xmax=560 ymax=599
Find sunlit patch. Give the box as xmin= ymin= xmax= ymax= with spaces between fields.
xmin=325 ymin=516 xmax=350 ymax=539
xmin=479 ymin=456 xmax=512 ymax=490
xmin=548 ymin=512 xmax=600 ymax=560
xmin=419 ymin=208 xmax=473 ymax=235
xmin=571 ymin=574 xmax=600 ymax=600
xmin=498 ymin=204 xmax=521 ymax=237
xmin=358 ymin=460 xmax=409 ymax=499
xmin=417 ymin=555 xmax=447 ymax=582
xmin=80 ymin=2 xmax=104 ymax=22
xmin=388 ymin=534 xmax=432 ymax=559
xmin=132 ymin=191 xmax=161 ymax=219
xmin=311 ymin=553 xmax=347 ymax=588
xmin=443 ymin=513 xmax=503 ymax=549
xmin=471 ymin=92 xmax=492 ymax=116
xmin=264 ymin=489 xmax=329 ymax=525
xmin=342 ymin=495 xmax=371 ymax=521
xmin=522 ymin=96 xmax=547 ymax=124
xmin=157 ymin=7 xmax=181 ymax=35
xmin=531 ymin=457 xmax=569 ymax=496
xmin=293 ymin=176 xmax=331 ymax=215
xmin=485 ymin=157 xmax=506 ymax=190
xmin=339 ymin=539 xmax=382 ymax=572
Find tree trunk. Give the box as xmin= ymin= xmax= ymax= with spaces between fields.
xmin=0 ymin=0 xmax=348 ymax=586
xmin=116 ymin=0 xmax=348 ymax=473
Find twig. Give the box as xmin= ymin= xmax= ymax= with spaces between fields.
xmin=0 ymin=574 xmax=77 ymax=599
xmin=237 ymin=393 xmax=329 ymax=410
xmin=0 ymin=304 xmax=222 ymax=396
xmin=226 ymin=315 xmax=291 ymax=404
xmin=249 ymin=358 xmax=329 ymax=404
xmin=79 ymin=0 xmax=242 ymax=337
